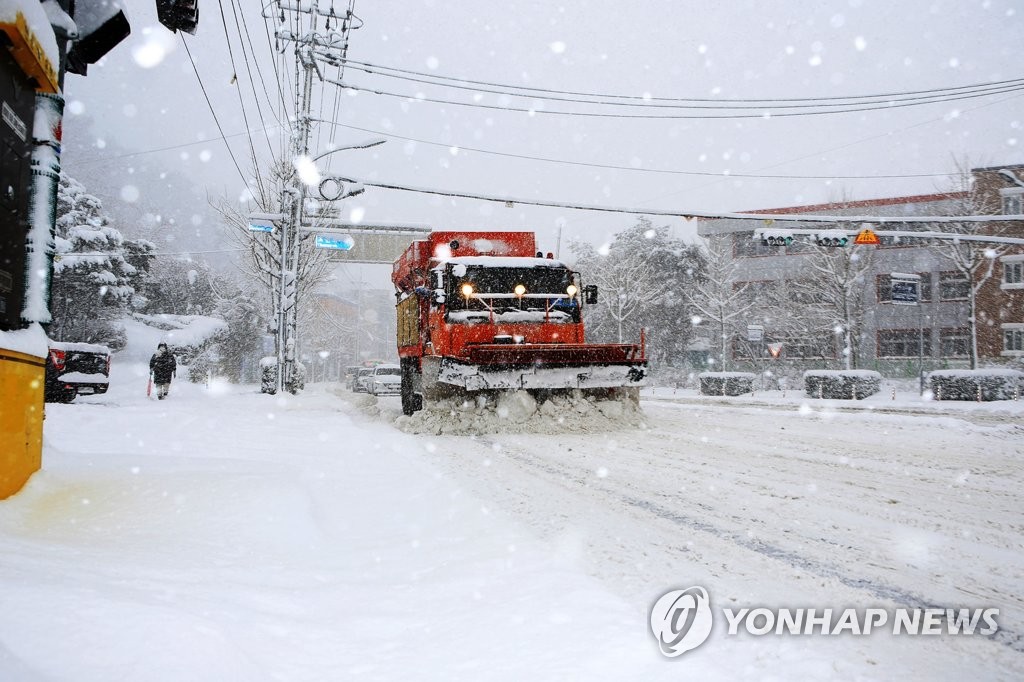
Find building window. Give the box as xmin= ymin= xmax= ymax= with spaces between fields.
xmin=939 ymin=271 xmax=970 ymax=301
xmin=1002 ymin=189 xmax=1023 ymax=215
xmin=1003 ymin=258 xmax=1024 ymax=288
xmin=878 ymin=329 xmax=931 ymax=358
xmin=939 ymin=328 xmax=970 ymax=358
xmin=783 ymin=335 xmax=836 ymax=359
xmin=877 ymin=273 xmax=932 ymax=303
xmin=1004 ymin=326 xmax=1024 ymax=355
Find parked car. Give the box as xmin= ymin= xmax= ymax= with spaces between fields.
xmin=353 ymin=367 xmax=374 ymax=393
xmin=366 ymin=364 xmax=401 ymax=396
xmin=45 ymin=340 xmax=111 ymax=403
xmin=345 ymin=365 xmax=362 ymax=391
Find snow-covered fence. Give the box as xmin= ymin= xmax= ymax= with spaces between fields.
xmin=929 ymin=369 xmax=1024 ymax=402
xmin=699 ymin=372 xmax=755 ymax=396
xmin=803 ymin=370 xmax=881 ymax=400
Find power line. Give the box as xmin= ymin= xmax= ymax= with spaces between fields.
xmin=69 ymin=122 xmax=282 ymax=167
xmin=337 ymin=56 xmax=1024 ymax=106
xmin=309 ymin=118 xmax=957 ymax=181
xmin=215 ymin=0 xmax=266 ymax=199
xmin=335 ymin=58 xmax=1024 ymax=111
xmin=329 ymin=79 xmax=1024 ymax=120
xmin=180 ymin=35 xmax=249 ymax=187
xmin=349 ymin=176 xmax=1024 ymax=224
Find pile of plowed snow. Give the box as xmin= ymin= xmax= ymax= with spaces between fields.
xmin=394 ymin=390 xmax=646 ymax=435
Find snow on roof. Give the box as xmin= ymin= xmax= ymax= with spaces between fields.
xmin=432 ymin=256 xmax=568 ymax=270
xmin=0 ymin=323 xmax=48 ymax=358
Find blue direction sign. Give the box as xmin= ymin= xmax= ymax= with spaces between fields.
xmin=248 ymin=222 xmax=274 ymax=233
xmin=315 ymin=234 xmax=354 ymax=250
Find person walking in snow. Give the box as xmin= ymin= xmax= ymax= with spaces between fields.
xmin=149 ymin=343 xmax=177 ymax=400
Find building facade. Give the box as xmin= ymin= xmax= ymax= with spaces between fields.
xmin=972 ymin=165 xmax=1024 ymax=365
xmin=698 ymin=192 xmax=974 ymax=375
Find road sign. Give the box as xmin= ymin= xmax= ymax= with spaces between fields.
xmin=891 ymin=274 xmax=920 ymax=305
xmin=854 ymin=227 xmax=881 ymax=245
xmin=767 ymin=343 xmax=783 ymax=358
xmin=248 ymin=221 xmax=274 ymax=233
xmin=314 ymin=234 xmax=355 ymax=251
xmin=747 ymin=324 xmax=764 ymax=342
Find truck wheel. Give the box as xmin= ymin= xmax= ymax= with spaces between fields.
xmin=401 ymin=360 xmax=422 ymax=416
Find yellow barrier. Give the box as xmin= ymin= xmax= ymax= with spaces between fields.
xmin=0 ymin=350 xmax=44 ymax=499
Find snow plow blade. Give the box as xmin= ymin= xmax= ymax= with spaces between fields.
xmin=430 ymin=343 xmax=647 ymax=392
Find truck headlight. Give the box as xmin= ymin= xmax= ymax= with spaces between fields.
xmin=461 ymin=283 xmax=474 ymax=297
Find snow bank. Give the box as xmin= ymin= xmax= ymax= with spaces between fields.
xmin=395 ymin=389 xmax=645 ymax=435
xmin=0 ymin=382 xmax=674 ymax=680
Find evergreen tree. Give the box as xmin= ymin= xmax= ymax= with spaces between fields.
xmin=49 ymin=173 xmax=153 ymax=347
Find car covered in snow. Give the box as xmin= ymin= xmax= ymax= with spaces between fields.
xmin=352 ymin=367 xmax=374 ymax=393
xmin=366 ymin=364 xmax=402 ymax=396
xmin=45 ymin=340 xmax=111 ymax=403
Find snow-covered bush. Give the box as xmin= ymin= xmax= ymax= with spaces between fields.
xmin=260 ymin=356 xmax=278 ymax=394
xmin=699 ymin=371 xmax=755 ymax=396
xmin=929 ymin=369 xmax=1023 ymax=401
xmin=804 ymin=370 xmax=881 ymax=400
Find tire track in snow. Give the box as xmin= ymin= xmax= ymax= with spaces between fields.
xmin=481 ymin=437 xmax=1024 ymax=654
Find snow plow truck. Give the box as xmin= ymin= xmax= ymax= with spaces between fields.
xmin=391 ymin=231 xmax=647 ymax=415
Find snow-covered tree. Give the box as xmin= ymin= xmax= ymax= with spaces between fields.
xmin=927 ymin=162 xmax=1009 ymax=369
xmin=683 ymin=234 xmax=756 ymax=371
xmin=214 ymin=161 xmax=333 ymax=338
xmin=570 ymin=218 xmax=701 ymax=364
xmin=49 ymin=173 xmax=153 ymax=347
xmin=791 ymin=240 xmax=874 ymax=369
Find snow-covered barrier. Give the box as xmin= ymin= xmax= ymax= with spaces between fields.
xmin=698 ymin=372 xmax=755 ymax=396
xmin=929 ymin=369 xmax=1024 ymax=401
xmin=804 ymin=370 xmax=881 ymax=400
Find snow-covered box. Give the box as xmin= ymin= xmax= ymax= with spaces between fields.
xmin=804 ymin=370 xmax=881 ymax=400
xmin=929 ymin=369 xmax=1023 ymax=402
xmin=698 ymin=371 xmax=756 ymax=396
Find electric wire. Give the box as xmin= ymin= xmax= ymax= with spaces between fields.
xmin=215 ymin=0 xmax=265 ymax=198
xmin=330 ymin=79 xmax=1024 ymax=120
xmin=337 ymin=60 xmax=1024 ymax=111
xmin=233 ymin=0 xmax=285 ymax=128
xmin=348 ymin=177 xmax=1023 ymax=225
xmin=338 ymin=56 xmax=1024 ymax=106
xmin=179 ymin=35 xmax=249 ymax=187
xmin=308 ymin=117 xmax=958 ymax=180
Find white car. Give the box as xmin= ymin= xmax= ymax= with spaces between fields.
xmin=353 ymin=367 xmax=374 ymax=393
xmin=366 ymin=364 xmax=402 ymax=396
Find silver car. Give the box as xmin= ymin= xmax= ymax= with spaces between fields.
xmin=366 ymin=364 xmax=402 ymax=396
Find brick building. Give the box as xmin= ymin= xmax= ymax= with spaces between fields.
xmin=971 ymin=165 xmax=1024 ymax=364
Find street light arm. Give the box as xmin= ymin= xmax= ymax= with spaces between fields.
xmin=311 ymin=139 xmax=386 ymax=163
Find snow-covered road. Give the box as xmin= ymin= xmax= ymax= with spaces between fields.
xmin=381 ymin=392 xmax=1024 ymax=679
xmin=1 ymin=367 xmax=1022 ymax=680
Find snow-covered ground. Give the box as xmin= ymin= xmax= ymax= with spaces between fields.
xmin=1 ymin=352 xmax=1022 ymax=679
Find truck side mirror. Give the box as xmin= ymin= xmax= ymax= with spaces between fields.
xmin=583 ymin=285 xmax=598 ymax=304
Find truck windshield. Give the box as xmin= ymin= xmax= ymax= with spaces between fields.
xmin=446 ymin=265 xmax=579 ymax=322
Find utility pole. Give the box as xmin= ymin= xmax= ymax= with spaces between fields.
xmin=271 ymin=0 xmax=360 ymax=393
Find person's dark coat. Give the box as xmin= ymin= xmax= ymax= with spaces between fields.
xmin=150 ymin=349 xmax=177 ymax=384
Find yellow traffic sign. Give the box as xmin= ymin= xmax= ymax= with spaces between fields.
xmin=854 ymin=227 xmax=881 ymax=245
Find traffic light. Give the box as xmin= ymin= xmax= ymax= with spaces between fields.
xmin=761 ymin=234 xmax=793 ymax=247
xmin=816 ymin=232 xmax=850 ymax=247
xmin=157 ymin=0 xmax=199 ymax=35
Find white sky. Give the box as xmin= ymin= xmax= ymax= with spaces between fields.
xmin=60 ymin=0 xmax=1023 ymax=279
